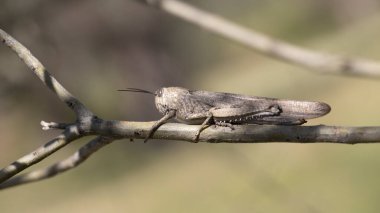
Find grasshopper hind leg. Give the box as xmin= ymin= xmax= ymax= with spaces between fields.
xmin=215 ymin=121 xmax=235 ymax=129
xmin=193 ymin=104 xmax=284 ymax=142
xmin=252 ymin=117 xmax=306 ymax=125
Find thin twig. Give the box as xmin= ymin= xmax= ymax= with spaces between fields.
xmin=0 ymin=28 xmax=93 ymax=119
xmin=135 ymin=0 xmax=380 ymax=77
xmin=0 ymin=136 xmax=114 ymax=190
xmin=0 ymin=126 xmax=81 ymax=183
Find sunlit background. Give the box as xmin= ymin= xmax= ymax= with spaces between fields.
xmin=1 ymin=0 xmax=380 ymax=212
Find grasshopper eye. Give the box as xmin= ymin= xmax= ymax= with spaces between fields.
xmin=156 ymin=89 xmax=163 ymax=97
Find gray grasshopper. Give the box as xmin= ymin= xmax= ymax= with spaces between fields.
xmin=119 ymin=87 xmax=331 ymax=142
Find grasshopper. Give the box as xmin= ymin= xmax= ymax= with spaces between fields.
xmin=119 ymin=87 xmax=331 ymax=142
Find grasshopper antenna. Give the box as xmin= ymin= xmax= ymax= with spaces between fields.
xmin=118 ymin=88 xmax=155 ymax=95
xmin=118 ymin=87 xmax=173 ymax=143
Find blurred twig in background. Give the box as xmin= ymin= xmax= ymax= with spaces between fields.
xmin=135 ymin=0 xmax=380 ymax=78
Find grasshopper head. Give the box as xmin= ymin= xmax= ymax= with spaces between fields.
xmin=155 ymin=87 xmax=188 ymax=115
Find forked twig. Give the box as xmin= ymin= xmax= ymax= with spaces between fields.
xmin=0 ymin=136 xmax=114 ymax=190
xmin=0 ymin=126 xmax=81 ymax=184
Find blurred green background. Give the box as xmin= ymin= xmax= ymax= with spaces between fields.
xmin=1 ymin=0 xmax=380 ymax=212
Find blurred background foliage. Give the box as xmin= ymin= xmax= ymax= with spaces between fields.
xmin=1 ymin=0 xmax=380 ymax=212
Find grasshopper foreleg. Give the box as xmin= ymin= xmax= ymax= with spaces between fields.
xmin=144 ymin=109 xmax=176 ymax=143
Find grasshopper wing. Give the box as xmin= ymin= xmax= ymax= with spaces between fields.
xmin=189 ymin=90 xmax=330 ymax=125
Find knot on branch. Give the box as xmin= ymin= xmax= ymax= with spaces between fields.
xmin=76 ymin=115 xmax=103 ymax=135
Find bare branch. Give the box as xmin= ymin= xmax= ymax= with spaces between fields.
xmin=0 ymin=136 xmax=114 ymax=190
xmin=90 ymin=121 xmax=380 ymax=144
xmin=0 ymin=28 xmax=93 ymax=119
xmin=135 ymin=0 xmax=380 ymax=78
xmin=0 ymin=126 xmax=81 ymax=183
